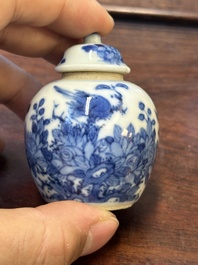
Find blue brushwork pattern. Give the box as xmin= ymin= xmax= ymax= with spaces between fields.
xmin=25 ymin=83 xmax=158 ymax=203
xmin=82 ymin=44 xmax=123 ymax=65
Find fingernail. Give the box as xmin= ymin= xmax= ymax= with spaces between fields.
xmin=81 ymin=215 xmax=119 ymax=256
xmin=108 ymin=13 xmax=115 ymax=25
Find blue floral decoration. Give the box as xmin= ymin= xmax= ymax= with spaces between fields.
xmin=25 ymin=83 xmax=158 ymax=204
xmin=82 ymin=44 xmax=123 ymax=65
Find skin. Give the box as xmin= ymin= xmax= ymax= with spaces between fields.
xmin=0 ymin=1 xmax=119 ymax=264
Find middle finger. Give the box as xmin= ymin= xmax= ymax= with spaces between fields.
xmin=0 ymin=24 xmax=79 ymax=64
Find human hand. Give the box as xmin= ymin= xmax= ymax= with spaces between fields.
xmin=0 ymin=0 xmax=114 ymax=63
xmin=0 ymin=0 xmax=114 ymax=136
xmin=0 ymin=201 xmax=119 ymax=264
xmin=0 ymin=1 xmax=118 ymax=263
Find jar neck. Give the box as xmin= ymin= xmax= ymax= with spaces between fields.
xmin=61 ymin=72 xmax=124 ymax=81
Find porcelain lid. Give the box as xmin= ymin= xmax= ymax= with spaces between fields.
xmin=55 ymin=33 xmax=131 ymax=74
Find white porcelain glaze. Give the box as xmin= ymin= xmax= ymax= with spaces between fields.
xmin=25 ymin=34 xmax=159 ymax=210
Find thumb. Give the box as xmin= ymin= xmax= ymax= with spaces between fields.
xmin=36 ymin=201 xmax=119 ymax=264
xmin=7 ymin=201 xmax=119 ymax=265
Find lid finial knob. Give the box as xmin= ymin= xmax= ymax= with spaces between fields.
xmin=84 ymin=33 xmax=102 ymax=44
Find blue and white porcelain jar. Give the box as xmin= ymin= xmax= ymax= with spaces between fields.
xmin=25 ymin=34 xmax=159 ymax=210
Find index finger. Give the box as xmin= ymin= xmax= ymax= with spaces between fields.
xmin=0 ymin=0 xmax=114 ymax=38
